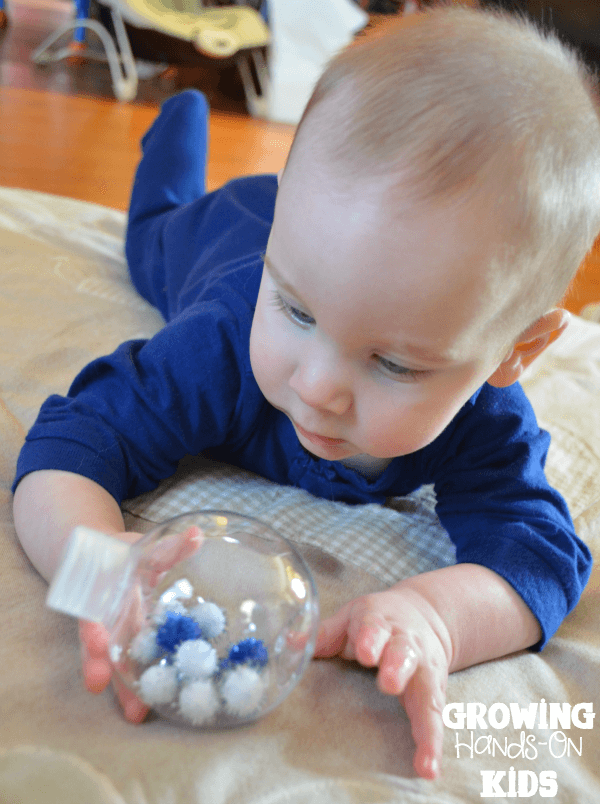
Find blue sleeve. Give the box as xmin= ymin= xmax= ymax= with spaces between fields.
xmin=13 ymin=299 xmax=261 ymax=505
xmin=425 ymin=383 xmax=592 ymax=649
xmin=13 ymin=90 xmax=276 ymax=505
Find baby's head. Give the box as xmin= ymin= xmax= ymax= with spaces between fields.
xmin=250 ymin=6 xmax=600 ymax=461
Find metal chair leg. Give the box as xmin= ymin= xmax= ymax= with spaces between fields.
xmin=31 ymin=10 xmax=138 ymax=101
xmin=236 ymin=47 xmax=269 ymax=118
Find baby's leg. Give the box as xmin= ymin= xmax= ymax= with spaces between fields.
xmin=125 ymin=90 xmax=209 ymax=318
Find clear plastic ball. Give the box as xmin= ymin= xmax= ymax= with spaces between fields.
xmin=108 ymin=511 xmax=319 ymax=728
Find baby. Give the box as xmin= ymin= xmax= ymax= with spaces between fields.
xmin=12 ymin=6 xmax=600 ymax=781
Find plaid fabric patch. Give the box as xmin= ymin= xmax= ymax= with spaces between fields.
xmin=123 ymin=458 xmax=456 ymax=587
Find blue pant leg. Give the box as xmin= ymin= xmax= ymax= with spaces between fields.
xmin=125 ymin=90 xmax=209 ymax=317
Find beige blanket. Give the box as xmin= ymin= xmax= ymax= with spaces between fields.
xmin=1 ymin=186 xmax=599 ymax=803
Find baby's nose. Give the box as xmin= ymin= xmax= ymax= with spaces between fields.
xmin=289 ymin=358 xmax=352 ymax=416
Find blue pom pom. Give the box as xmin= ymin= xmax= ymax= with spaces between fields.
xmin=156 ymin=611 xmax=202 ymax=653
xmin=218 ymin=657 xmax=232 ymax=674
xmin=228 ymin=638 xmax=269 ymax=667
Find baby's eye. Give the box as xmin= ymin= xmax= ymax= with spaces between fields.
xmin=271 ymin=291 xmax=315 ymax=327
xmin=376 ymin=355 xmax=428 ymax=382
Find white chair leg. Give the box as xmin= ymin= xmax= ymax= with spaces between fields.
xmin=108 ymin=7 xmax=139 ymax=100
xmin=31 ymin=14 xmax=138 ymax=102
xmin=236 ymin=47 xmax=270 ymax=118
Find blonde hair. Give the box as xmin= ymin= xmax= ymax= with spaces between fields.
xmin=286 ymin=6 xmax=600 ymax=336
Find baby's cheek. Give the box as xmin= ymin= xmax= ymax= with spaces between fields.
xmin=250 ymin=321 xmax=288 ymax=402
xmin=364 ymin=413 xmax=427 ymax=458
xmin=363 ymin=407 xmax=412 ymax=457
xmin=249 ymin=331 xmax=271 ymax=396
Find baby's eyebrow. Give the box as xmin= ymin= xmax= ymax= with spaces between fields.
xmin=262 ymin=254 xmax=305 ymax=301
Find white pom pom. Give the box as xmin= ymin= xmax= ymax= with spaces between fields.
xmin=152 ymin=599 xmax=187 ymax=626
xmin=179 ymin=679 xmax=220 ymax=725
xmin=189 ymin=601 xmax=226 ymax=639
xmin=129 ymin=628 xmax=160 ymax=665
xmin=162 ymin=578 xmax=194 ymax=601
xmin=221 ymin=666 xmax=266 ymax=717
xmin=174 ymin=639 xmax=218 ymax=680
xmin=138 ymin=663 xmax=178 ymax=706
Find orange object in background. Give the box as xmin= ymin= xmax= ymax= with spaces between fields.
xmin=562 ymin=237 xmax=600 ymax=316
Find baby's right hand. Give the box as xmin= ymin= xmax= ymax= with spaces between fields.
xmin=78 ymin=525 xmax=203 ymax=722
xmin=80 ymin=619 xmax=149 ymax=722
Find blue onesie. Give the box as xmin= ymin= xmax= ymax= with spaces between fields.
xmin=13 ymin=90 xmax=591 ymax=649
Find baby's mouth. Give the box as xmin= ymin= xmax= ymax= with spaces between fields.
xmin=293 ymin=421 xmax=347 ymax=447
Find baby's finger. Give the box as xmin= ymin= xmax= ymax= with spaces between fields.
xmin=79 ymin=620 xmax=149 ymax=721
xmin=170 ymin=525 xmax=203 ymax=563
xmin=79 ymin=620 xmax=107 ymax=652
xmin=350 ymin=617 xmax=393 ymax=667
xmin=402 ymin=666 xmax=446 ymax=780
xmin=82 ymin=655 xmax=112 ymax=694
xmin=376 ymin=633 xmax=419 ymax=695
xmin=112 ymin=673 xmax=149 ymax=724
xmin=143 ymin=526 xmax=204 ymax=587
xmin=79 ymin=620 xmax=112 ymax=694
xmin=313 ymin=601 xmax=354 ymax=658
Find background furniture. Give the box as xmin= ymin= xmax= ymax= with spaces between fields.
xmin=30 ymin=0 xmax=270 ymax=109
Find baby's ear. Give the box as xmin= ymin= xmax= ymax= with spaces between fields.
xmin=487 ymin=308 xmax=571 ymax=388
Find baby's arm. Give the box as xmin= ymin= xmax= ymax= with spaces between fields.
xmin=13 ymin=470 xmax=202 ymax=722
xmin=13 ymin=470 xmax=150 ymax=719
xmin=13 ymin=470 xmax=133 ymax=582
xmin=314 ymin=563 xmax=541 ymax=780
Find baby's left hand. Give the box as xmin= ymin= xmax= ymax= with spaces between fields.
xmin=314 ymin=585 xmax=452 ymax=780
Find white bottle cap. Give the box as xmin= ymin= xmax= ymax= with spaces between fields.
xmin=46 ymin=526 xmax=136 ymax=628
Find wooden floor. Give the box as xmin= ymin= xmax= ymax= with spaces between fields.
xmin=0 ymin=0 xmax=598 ymax=313
xmin=0 ymin=85 xmax=294 ymax=208
xmin=0 ymin=0 xmax=295 ymax=208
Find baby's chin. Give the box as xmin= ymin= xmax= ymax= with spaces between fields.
xmin=336 ymin=453 xmax=394 ymax=477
